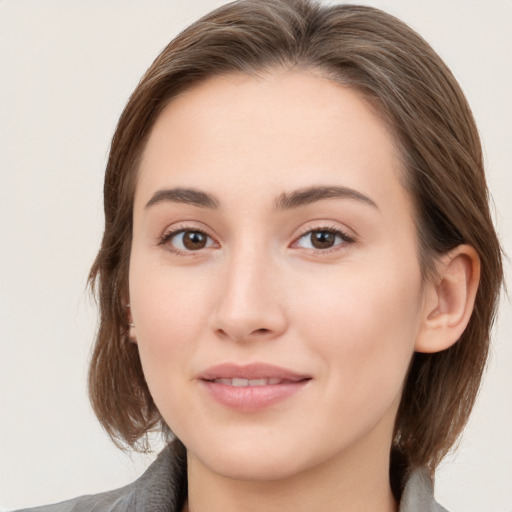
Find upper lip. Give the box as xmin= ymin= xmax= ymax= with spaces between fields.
xmin=198 ymin=362 xmax=311 ymax=382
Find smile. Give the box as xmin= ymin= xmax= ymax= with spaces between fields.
xmin=212 ymin=378 xmax=286 ymax=386
xmin=198 ymin=363 xmax=311 ymax=411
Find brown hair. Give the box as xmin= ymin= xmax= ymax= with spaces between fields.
xmin=88 ymin=0 xmax=503 ymax=473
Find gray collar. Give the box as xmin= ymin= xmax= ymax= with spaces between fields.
xmin=399 ymin=466 xmax=448 ymax=512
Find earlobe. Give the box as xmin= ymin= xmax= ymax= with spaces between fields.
xmin=415 ymin=245 xmax=480 ymax=354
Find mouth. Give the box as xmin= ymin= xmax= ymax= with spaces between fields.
xmin=210 ymin=377 xmax=297 ymax=387
xmin=198 ymin=362 xmax=310 ymax=382
xmin=198 ymin=363 xmax=311 ymax=411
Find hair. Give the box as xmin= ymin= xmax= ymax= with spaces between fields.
xmin=88 ymin=0 xmax=503 ymax=478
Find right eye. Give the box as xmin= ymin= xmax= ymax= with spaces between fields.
xmin=161 ymin=229 xmax=216 ymax=253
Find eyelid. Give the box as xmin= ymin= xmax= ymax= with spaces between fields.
xmin=290 ymin=223 xmax=356 ymax=253
xmin=158 ymin=222 xmax=220 ymax=255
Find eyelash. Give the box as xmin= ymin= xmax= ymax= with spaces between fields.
xmin=158 ymin=225 xmax=355 ymax=256
xmin=158 ymin=226 xmax=217 ymax=256
xmin=292 ymin=225 xmax=355 ymax=254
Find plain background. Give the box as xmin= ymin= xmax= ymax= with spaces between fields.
xmin=1 ymin=1 xmax=510 ymax=510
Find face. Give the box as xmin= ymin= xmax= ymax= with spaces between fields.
xmin=129 ymin=70 xmax=430 ymax=482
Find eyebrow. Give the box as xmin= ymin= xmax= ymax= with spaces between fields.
xmin=144 ymin=185 xmax=377 ymax=211
xmin=275 ymin=185 xmax=378 ymax=210
xmin=145 ymin=187 xmax=219 ymax=209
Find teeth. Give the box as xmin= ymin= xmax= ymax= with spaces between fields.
xmin=233 ymin=378 xmax=249 ymax=387
xmin=213 ymin=378 xmax=283 ymax=386
xmin=216 ymin=378 xmax=233 ymax=385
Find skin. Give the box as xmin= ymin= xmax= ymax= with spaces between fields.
xmin=128 ymin=69 xmax=478 ymax=512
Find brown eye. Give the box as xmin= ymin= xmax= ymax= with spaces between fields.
xmin=183 ymin=231 xmax=208 ymax=250
xmin=294 ymin=228 xmax=352 ymax=251
xmin=164 ymin=229 xmax=215 ymax=252
xmin=310 ymin=230 xmax=336 ymax=249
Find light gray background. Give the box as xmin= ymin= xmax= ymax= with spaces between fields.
xmin=1 ymin=1 xmax=510 ymax=510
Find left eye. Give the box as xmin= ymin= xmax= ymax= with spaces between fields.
xmin=295 ymin=229 xmax=349 ymax=250
xmin=166 ymin=230 xmax=216 ymax=251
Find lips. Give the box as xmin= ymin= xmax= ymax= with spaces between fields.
xmin=213 ymin=377 xmax=285 ymax=386
xmin=199 ymin=362 xmax=309 ymax=381
xmin=198 ymin=363 xmax=311 ymax=411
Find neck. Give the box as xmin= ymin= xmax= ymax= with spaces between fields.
xmin=185 ymin=432 xmax=398 ymax=512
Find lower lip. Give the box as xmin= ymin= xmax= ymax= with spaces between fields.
xmin=200 ymin=380 xmax=309 ymax=412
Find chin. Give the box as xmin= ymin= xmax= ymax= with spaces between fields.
xmin=205 ymin=452 xmax=306 ymax=482
xmin=185 ymin=432 xmax=316 ymax=482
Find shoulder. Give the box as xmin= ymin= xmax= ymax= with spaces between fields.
xmin=14 ymin=441 xmax=187 ymax=512
xmin=14 ymin=487 xmax=134 ymax=512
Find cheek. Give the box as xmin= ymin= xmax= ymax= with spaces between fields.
xmin=129 ymin=268 xmax=214 ymax=433
xmin=128 ymin=259 xmax=214 ymax=393
xmin=293 ymin=258 xmax=423 ymax=397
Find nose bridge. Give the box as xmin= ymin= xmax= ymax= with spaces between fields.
xmin=212 ymin=237 xmax=286 ymax=341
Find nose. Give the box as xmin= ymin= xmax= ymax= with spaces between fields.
xmin=211 ymin=247 xmax=288 ymax=343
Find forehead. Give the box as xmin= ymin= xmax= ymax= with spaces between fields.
xmin=135 ymin=69 xmax=408 ymax=215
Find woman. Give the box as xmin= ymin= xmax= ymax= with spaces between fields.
xmin=15 ymin=1 xmax=503 ymax=511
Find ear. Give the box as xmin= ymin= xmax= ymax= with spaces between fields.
xmin=415 ymin=245 xmax=480 ymax=353
xmin=125 ymin=303 xmax=138 ymax=344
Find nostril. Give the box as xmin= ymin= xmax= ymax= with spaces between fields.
xmin=253 ymin=328 xmax=271 ymax=335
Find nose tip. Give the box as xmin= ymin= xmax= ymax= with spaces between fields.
xmin=215 ymin=325 xmax=275 ymax=341
xmin=214 ymin=305 xmax=287 ymax=342
xmin=211 ymin=259 xmax=288 ymax=343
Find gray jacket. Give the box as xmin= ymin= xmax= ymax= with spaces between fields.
xmin=17 ymin=442 xmax=448 ymax=512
